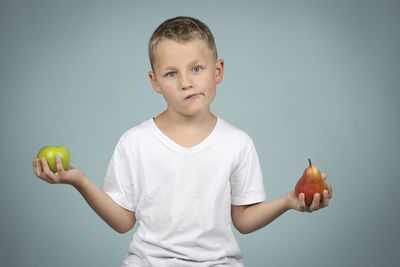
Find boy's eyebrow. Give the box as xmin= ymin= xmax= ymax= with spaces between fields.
xmin=161 ymin=65 xmax=177 ymax=71
xmin=160 ymin=60 xmax=206 ymax=71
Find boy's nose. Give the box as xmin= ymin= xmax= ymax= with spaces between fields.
xmin=180 ymin=74 xmax=193 ymax=90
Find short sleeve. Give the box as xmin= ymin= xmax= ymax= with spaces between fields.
xmin=230 ymin=140 xmax=266 ymax=205
xmin=103 ymin=136 xmax=136 ymax=212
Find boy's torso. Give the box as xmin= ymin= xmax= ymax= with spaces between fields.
xmin=105 ymin=117 xmax=265 ymax=266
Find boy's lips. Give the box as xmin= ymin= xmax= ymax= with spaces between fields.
xmin=185 ymin=93 xmax=202 ymax=100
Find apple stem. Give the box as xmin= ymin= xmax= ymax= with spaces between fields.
xmin=308 ymin=158 xmax=312 ymax=167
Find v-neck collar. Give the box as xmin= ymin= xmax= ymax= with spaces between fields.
xmin=149 ymin=116 xmax=221 ymax=154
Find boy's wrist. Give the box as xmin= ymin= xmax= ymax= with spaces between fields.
xmin=284 ymin=192 xmax=295 ymax=210
xmin=72 ymin=174 xmax=88 ymax=190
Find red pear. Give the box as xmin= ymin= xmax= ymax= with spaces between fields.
xmin=295 ymin=159 xmax=327 ymax=205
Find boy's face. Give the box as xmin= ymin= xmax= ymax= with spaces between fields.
xmin=149 ymin=39 xmax=224 ymax=118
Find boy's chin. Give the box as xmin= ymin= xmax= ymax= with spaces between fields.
xmin=175 ymin=108 xmax=212 ymax=118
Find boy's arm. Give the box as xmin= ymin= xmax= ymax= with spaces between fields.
xmin=33 ymin=156 xmax=136 ymax=234
xmin=231 ymin=173 xmax=332 ymax=234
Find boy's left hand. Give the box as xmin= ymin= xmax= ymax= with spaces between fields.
xmin=287 ymin=173 xmax=332 ymax=213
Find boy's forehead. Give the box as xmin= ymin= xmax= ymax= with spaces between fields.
xmin=153 ymin=39 xmax=214 ymax=65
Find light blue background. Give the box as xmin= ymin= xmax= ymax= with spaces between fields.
xmin=1 ymin=0 xmax=399 ymax=266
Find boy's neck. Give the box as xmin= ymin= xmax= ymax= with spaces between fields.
xmin=153 ymin=110 xmax=218 ymax=148
xmin=155 ymin=109 xmax=216 ymax=128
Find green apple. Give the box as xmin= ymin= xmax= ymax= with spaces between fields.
xmin=37 ymin=146 xmax=70 ymax=172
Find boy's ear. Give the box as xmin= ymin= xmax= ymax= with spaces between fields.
xmin=149 ymin=71 xmax=162 ymax=94
xmin=215 ymin=59 xmax=224 ymax=84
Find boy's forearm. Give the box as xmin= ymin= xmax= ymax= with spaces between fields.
xmin=234 ymin=194 xmax=290 ymax=234
xmin=73 ymin=176 xmax=135 ymax=233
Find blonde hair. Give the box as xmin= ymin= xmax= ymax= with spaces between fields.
xmin=148 ymin=16 xmax=218 ymax=71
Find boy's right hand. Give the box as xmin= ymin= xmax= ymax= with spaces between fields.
xmin=33 ymin=156 xmax=85 ymax=187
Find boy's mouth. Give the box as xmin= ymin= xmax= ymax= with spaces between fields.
xmin=185 ymin=93 xmax=201 ymax=100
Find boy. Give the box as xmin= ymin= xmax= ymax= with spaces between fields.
xmin=33 ymin=16 xmax=332 ymax=266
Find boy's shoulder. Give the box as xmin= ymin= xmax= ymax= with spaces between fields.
xmin=217 ymin=117 xmax=255 ymax=147
xmin=116 ymin=119 xmax=154 ymax=145
xmin=218 ymin=117 xmax=251 ymax=137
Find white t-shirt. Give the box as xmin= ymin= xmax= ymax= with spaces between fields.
xmin=103 ymin=117 xmax=266 ymax=267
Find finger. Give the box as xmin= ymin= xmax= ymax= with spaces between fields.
xmin=298 ymin=193 xmax=306 ymax=212
xmin=327 ymin=184 xmax=333 ymax=199
xmin=41 ymin=157 xmax=55 ymax=179
xmin=37 ymin=172 xmax=53 ymax=184
xmin=321 ymin=172 xmax=327 ymax=180
xmin=35 ymin=158 xmax=48 ymax=179
xmin=33 ymin=158 xmax=53 ymax=183
xmin=322 ymin=189 xmax=330 ymax=207
xmin=33 ymin=158 xmax=42 ymax=177
xmin=308 ymin=193 xmax=321 ymax=212
xmin=56 ymin=156 xmax=65 ymax=174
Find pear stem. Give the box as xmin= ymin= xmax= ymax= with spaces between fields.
xmin=308 ymin=158 xmax=312 ymax=167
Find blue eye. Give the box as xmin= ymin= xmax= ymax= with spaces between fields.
xmin=167 ymin=72 xmax=176 ymax=78
xmin=193 ymin=66 xmax=202 ymax=73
